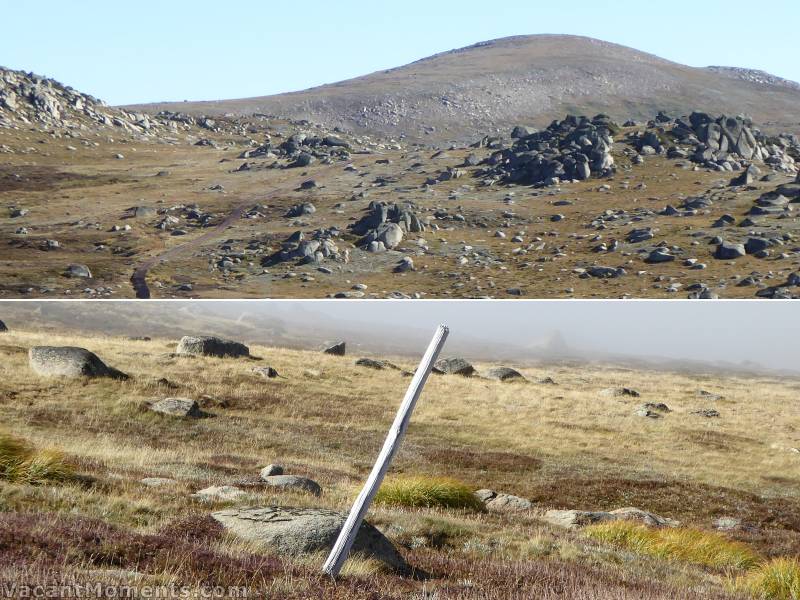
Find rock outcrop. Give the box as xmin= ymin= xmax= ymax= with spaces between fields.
xmin=349 ymin=202 xmax=427 ymax=251
xmin=1 ymin=66 xmax=161 ymax=134
xmin=631 ymin=112 xmax=798 ymax=174
xmin=482 ymin=114 xmax=616 ymax=186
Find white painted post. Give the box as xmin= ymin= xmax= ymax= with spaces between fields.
xmin=322 ymin=324 xmax=449 ymax=577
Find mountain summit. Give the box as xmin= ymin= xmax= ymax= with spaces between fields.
xmin=131 ymin=34 xmax=800 ymax=142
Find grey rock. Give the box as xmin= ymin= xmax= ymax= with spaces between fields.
xmin=714 ymin=242 xmax=746 ymax=260
xmin=636 ymin=408 xmax=662 ymax=419
xmin=485 ymin=367 xmax=526 ymax=382
xmin=394 ymin=256 xmax=414 ymax=272
xmin=323 ymin=341 xmax=346 ymax=356
xmin=744 ymin=237 xmax=772 ymax=255
xmin=609 ymin=507 xmax=679 ymax=527
xmin=543 ymin=507 xmax=677 ymax=529
xmin=252 ymin=366 xmax=281 ymax=379
xmin=285 ymin=202 xmax=316 ymax=218
xmin=29 ymin=346 xmax=128 ymax=379
xmin=627 ymin=228 xmax=654 ymax=244
xmin=434 ymin=357 xmax=476 ymax=376
xmin=261 ymin=475 xmax=322 ymax=496
xmin=640 ymin=402 xmax=670 ymax=413
xmin=542 ymin=509 xmax=618 ymax=529
xmin=176 ymin=336 xmax=250 ymax=358
xmin=475 ymin=489 xmax=533 ymax=512
xmin=149 ymin=397 xmax=202 ymax=418
xmin=212 ymin=506 xmax=407 ymax=572
xmin=290 ymin=153 xmax=315 ymax=168
xmin=65 ymin=264 xmax=92 ymax=278
xmin=259 ymin=464 xmax=284 ymax=479
xmin=645 ymin=248 xmax=675 ymax=264
xmin=587 ymin=266 xmax=625 ymax=279
xmin=355 ymin=357 xmax=398 ymax=370
xmin=377 ymin=222 xmax=403 ymax=249
xmin=713 ymin=517 xmax=743 ymax=531
xmin=192 ymin=486 xmax=247 ymax=501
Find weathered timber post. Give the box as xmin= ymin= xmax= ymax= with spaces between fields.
xmin=322 ymin=324 xmax=449 ymax=577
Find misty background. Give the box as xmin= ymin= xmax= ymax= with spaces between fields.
xmin=1 ymin=301 xmax=797 ymax=376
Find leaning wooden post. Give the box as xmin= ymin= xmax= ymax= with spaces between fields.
xmin=322 ymin=324 xmax=449 ymax=577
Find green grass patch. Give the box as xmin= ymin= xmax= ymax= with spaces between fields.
xmin=585 ymin=520 xmax=760 ymax=570
xmin=736 ymin=557 xmax=800 ymax=600
xmin=0 ymin=432 xmax=75 ymax=484
xmin=374 ymin=476 xmax=484 ymax=511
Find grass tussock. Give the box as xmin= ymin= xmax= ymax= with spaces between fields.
xmin=585 ymin=521 xmax=760 ymax=570
xmin=735 ymin=557 xmax=800 ymax=600
xmin=0 ymin=432 xmax=75 ymax=485
xmin=374 ymin=476 xmax=484 ymax=511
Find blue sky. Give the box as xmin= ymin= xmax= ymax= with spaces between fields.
xmin=2 ymin=0 xmax=798 ymax=106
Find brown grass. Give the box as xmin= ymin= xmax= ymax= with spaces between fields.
xmin=0 ymin=327 xmax=796 ymax=597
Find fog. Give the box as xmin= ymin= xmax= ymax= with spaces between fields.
xmin=3 ymin=301 xmax=797 ymax=375
xmin=222 ymin=301 xmax=799 ymax=373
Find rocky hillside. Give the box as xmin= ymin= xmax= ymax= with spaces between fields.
xmin=0 ymin=66 xmax=166 ymax=135
xmin=131 ymin=35 xmax=800 ymax=143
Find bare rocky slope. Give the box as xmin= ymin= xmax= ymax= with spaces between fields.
xmin=129 ymin=35 xmax=800 ymax=143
